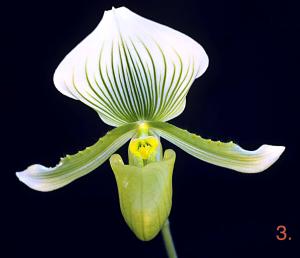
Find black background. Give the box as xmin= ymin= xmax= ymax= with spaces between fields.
xmin=3 ymin=0 xmax=299 ymax=257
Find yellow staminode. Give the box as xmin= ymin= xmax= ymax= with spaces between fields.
xmin=129 ymin=136 xmax=159 ymax=160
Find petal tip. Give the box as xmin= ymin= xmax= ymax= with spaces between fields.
xmin=262 ymin=144 xmax=285 ymax=160
xmin=16 ymin=165 xmax=51 ymax=192
xmin=249 ymin=144 xmax=285 ymax=173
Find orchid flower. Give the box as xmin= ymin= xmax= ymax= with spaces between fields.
xmin=16 ymin=6 xmax=285 ymax=256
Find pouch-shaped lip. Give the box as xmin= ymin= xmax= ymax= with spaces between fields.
xmin=110 ymin=149 xmax=176 ymax=240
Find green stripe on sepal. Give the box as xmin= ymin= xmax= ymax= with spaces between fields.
xmin=149 ymin=121 xmax=285 ymax=173
xmin=110 ymin=149 xmax=176 ymax=241
xmin=16 ymin=123 xmax=138 ymax=191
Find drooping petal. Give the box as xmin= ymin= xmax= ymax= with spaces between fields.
xmin=110 ymin=149 xmax=176 ymax=241
xmin=16 ymin=123 xmax=137 ymax=191
xmin=149 ymin=121 xmax=285 ymax=173
xmin=54 ymin=7 xmax=208 ymax=126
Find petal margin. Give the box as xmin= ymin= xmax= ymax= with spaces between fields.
xmin=16 ymin=123 xmax=137 ymax=191
xmin=54 ymin=7 xmax=208 ymax=126
xmin=149 ymin=121 xmax=285 ymax=173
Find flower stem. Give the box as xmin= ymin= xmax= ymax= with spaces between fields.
xmin=161 ymin=219 xmax=178 ymax=258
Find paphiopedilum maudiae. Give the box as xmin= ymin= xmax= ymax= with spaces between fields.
xmin=16 ymin=6 xmax=285 ymax=257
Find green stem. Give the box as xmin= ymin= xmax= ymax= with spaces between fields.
xmin=161 ymin=219 xmax=178 ymax=258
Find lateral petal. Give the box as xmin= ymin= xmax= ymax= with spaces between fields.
xmin=16 ymin=123 xmax=137 ymax=191
xmin=149 ymin=121 xmax=285 ymax=173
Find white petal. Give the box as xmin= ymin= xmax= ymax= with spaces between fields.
xmin=54 ymin=7 xmax=208 ymax=126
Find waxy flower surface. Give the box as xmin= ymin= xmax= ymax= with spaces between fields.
xmin=17 ymin=7 xmax=285 ymax=242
